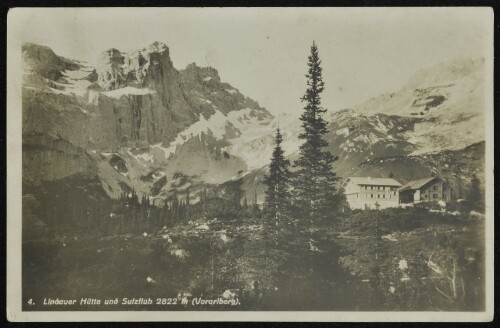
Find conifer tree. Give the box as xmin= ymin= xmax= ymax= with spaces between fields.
xmin=172 ymin=194 xmax=179 ymax=223
xmin=468 ymin=174 xmax=484 ymax=211
xmin=203 ymin=188 xmax=208 ymax=214
xmin=242 ymin=193 xmax=248 ymax=210
xmin=293 ymin=41 xmax=339 ymax=225
xmin=251 ymin=190 xmax=261 ymax=217
xmin=263 ymin=128 xmax=292 ymax=227
xmin=185 ymin=188 xmax=191 ymax=219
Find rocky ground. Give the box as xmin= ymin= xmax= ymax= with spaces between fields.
xmin=22 ymin=207 xmax=484 ymax=311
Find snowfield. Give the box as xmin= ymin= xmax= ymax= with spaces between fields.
xmin=102 ymin=86 xmax=156 ymax=99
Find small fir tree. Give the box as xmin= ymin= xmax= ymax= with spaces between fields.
xmin=468 ymin=174 xmax=484 ymax=212
xmin=263 ymin=128 xmax=292 ymax=228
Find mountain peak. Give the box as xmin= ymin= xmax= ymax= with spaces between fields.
xmin=146 ymin=41 xmax=169 ymax=52
xmin=95 ymin=42 xmax=175 ymax=91
xmin=98 ymin=48 xmax=124 ymax=65
xmin=130 ymin=41 xmax=170 ymax=59
xmin=182 ymin=63 xmax=221 ymax=84
xmin=22 ymin=42 xmax=81 ymax=81
xmin=23 ymin=42 xmax=56 ymax=56
xmin=407 ymin=57 xmax=484 ymax=89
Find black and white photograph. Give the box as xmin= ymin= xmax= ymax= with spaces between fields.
xmin=6 ymin=7 xmax=494 ymax=322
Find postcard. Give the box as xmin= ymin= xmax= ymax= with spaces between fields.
xmin=6 ymin=7 xmax=494 ymax=322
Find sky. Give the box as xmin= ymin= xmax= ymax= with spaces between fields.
xmin=11 ymin=7 xmax=492 ymax=116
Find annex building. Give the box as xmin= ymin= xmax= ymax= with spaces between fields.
xmin=399 ymin=176 xmax=451 ymax=204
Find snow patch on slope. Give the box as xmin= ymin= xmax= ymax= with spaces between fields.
xmin=102 ymin=86 xmax=156 ymax=99
xmin=226 ymin=112 xmax=302 ymax=170
xmin=152 ymin=110 xmax=230 ymax=160
xmin=144 ymin=106 xmax=289 ymax=171
xmin=47 ymin=64 xmax=94 ymax=98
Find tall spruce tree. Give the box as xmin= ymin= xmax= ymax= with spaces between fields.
xmin=263 ymin=128 xmax=292 ymax=226
xmin=293 ymin=41 xmax=339 ymax=224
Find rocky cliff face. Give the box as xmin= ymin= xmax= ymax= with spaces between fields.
xmin=22 ymin=42 xmax=273 ymax=201
xmin=22 ymin=133 xmax=98 ymax=185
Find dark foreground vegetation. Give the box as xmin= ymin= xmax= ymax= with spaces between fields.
xmin=23 ymin=204 xmax=485 ymax=311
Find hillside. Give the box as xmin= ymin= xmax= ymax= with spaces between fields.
xmin=354 ymin=58 xmax=485 ymax=154
xmin=234 ymin=58 xmax=486 ymax=202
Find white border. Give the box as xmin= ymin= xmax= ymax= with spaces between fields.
xmin=6 ymin=7 xmax=494 ymax=322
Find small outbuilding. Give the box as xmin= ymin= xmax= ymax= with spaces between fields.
xmin=399 ymin=176 xmax=451 ymax=204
